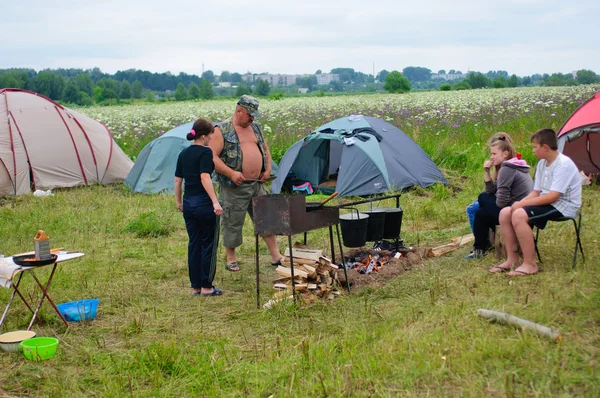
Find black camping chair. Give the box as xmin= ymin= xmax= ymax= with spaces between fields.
xmin=534 ymin=210 xmax=584 ymax=269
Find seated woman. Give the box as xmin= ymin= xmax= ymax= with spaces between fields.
xmin=466 ymin=136 xmax=533 ymax=259
xmin=465 ymin=133 xmax=520 ymax=234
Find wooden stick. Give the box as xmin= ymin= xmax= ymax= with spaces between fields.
xmin=477 ymin=309 xmax=562 ymax=342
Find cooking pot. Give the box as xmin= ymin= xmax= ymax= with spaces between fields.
xmin=339 ymin=209 xmax=369 ymax=247
xmin=379 ymin=206 xmax=404 ymax=239
xmin=363 ymin=208 xmax=386 ymax=241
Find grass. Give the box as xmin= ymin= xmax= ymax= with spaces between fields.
xmin=0 ymin=180 xmax=598 ymax=397
xmin=1 ymin=88 xmax=599 ymax=396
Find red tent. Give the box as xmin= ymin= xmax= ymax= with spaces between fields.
xmin=558 ymin=92 xmax=600 ymax=175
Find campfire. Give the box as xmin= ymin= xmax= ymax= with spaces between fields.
xmin=349 ymin=253 xmax=391 ymax=274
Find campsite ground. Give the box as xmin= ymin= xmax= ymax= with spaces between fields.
xmin=1 ymin=87 xmax=599 ymax=397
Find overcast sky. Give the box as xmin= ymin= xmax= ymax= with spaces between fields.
xmin=2 ymin=0 xmax=598 ymax=77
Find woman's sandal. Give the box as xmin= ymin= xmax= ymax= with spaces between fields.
xmin=193 ymin=287 xmax=223 ymax=296
xmin=489 ymin=265 xmax=511 ymax=274
xmin=225 ymin=262 xmax=240 ymax=272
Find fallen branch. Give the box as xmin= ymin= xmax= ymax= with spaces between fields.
xmin=427 ymin=234 xmax=475 ymax=257
xmin=477 ymin=309 xmax=562 ymax=342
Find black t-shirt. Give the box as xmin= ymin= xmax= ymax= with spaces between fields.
xmin=175 ymin=145 xmax=214 ymax=196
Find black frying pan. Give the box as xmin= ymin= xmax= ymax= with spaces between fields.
xmin=306 ymin=192 xmax=339 ymax=212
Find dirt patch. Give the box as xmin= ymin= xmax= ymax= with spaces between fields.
xmin=335 ymin=247 xmax=424 ymax=290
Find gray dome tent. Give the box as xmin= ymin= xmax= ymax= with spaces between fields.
xmin=271 ymin=115 xmax=447 ymax=197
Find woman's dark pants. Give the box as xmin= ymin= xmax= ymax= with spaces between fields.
xmin=473 ymin=192 xmax=502 ymax=251
xmin=183 ymin=195 xmax=219 ymax=289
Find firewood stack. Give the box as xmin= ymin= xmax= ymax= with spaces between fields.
xmin=273 ymin=248 xmax=341 ymax=299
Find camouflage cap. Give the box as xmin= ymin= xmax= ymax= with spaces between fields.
xmin=237 ymin=95 xmax=261 ymax=118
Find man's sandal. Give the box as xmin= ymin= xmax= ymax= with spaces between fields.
xmin=489 ymin=266 xmax=511 ymax=274
xmin=271 ymin=257 xmax=284 ymax=267
xmin=225 ymin=262 xmax=240 ymax=272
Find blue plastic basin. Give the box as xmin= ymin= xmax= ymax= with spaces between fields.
xmin=56 ymin=299 xmax=100 ymax=322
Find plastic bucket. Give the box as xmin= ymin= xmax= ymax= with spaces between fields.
xmin=21 ymin=337 xmax=59 ymax=361
xmin=363 ymin=209 xmax=386 ymax=241
xmin=380 ymin=207 xmax=404 ymax=239
xmin=339 ymin=210 xmax=369 ymax=248
xmin=56 ymin=299 xmax=100 ymax=322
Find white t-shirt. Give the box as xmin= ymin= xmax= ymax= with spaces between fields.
xmin=533 ymin=153 xmax=582 ymax=218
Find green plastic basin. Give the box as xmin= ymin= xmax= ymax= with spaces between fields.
xmin=20 ymin=337 xmax=59 ymax=361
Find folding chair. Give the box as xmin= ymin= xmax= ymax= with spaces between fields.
xmin=534 ymin=210 xmax=584 ymax=269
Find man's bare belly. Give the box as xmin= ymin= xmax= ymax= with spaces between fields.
xmin=240 ymin=141 xmax=262 ymax=179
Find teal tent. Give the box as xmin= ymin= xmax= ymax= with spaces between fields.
xmin=126 ymin=122 xmax=278 ymax=193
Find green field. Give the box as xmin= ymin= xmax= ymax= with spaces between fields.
xmin=1 ymin=86 xmax=599 ymax=397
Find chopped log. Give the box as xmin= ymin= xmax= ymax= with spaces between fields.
xmin=318 ymin=256 xmax=339 ymax=269
xmin=307 ymin=283 xmax=318 ymax=290
xmin=294 ymin=284 xmax=308 ymax=291
xmin=477 ymin=309 xmax=562 ymax=342
xmin=298 ymin=264 xmax=317 ymax=279
xmin=302 ymin=264 xmax=317 ymax=273
xmin=275 ymin=266 xmax=308 ymax=279
xmin=319 ymin=255 xmax=332 ymax=264
xmin=274 ymin=283 xmax=289 ymax=290
xmin=282 ymin=256 xmax=318 ymax=266
xmin=284 ymin=248 xmax=322 ymax=261
xmin=319 ymin=256 xmax=339 ymax=270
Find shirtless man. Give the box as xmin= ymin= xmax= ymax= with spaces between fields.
xmin=209 ymin=95 xmax=283 ymax=272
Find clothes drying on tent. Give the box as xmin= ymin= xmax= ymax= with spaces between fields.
xmin=0 ymin=89 xmax=133 ymax=196
xmin=271 ymin=115 xmax=447 ymax=197
xmin=558 ymin=92 xmax=600 ymax=176
xmin=126 ymin=122 xmax=279 ymax=193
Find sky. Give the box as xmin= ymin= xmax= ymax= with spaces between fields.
xmin=2 ymin=0 xmax=599 ymax=77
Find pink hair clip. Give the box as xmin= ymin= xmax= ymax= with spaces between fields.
xmin=189 ymin=129 xmax=196 ymax=136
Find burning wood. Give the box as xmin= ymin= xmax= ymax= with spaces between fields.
xmin=349 ymin=253 xmax=389 ymax=274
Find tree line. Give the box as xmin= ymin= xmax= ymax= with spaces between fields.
xmin=0 ymin=66 xmax=597 ymax=105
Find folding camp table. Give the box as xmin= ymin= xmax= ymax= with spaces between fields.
xmin=0 ymin=252 xmax=84 ymax=330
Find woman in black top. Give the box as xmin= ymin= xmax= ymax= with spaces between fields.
xmin=174 ymin=118 xmax=223 ymax=296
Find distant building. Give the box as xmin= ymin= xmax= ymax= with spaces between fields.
xmin=218 ymin=82 xmax=231 ymax=88
xmin=298 ymin=88 xmax=309 ymax=94
xmin=431 ymin=73 xmax=467 ymax=81
xmin=242 ymin=72 xmax=340 ymax=87
xmin=316 ymin=73 xmax=340 ymax=85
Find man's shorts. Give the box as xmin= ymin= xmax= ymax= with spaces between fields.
xmin=219 ymin=181 xmax=268 ymax=248
xmin=523 ymin=205 xmax=564 ymax=230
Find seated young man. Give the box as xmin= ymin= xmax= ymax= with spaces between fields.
xmin=490 ymin=128 xmax=582 ymax=276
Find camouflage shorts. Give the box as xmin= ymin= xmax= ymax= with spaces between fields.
xmin=219 ymin=182 xmax=268 ymax=248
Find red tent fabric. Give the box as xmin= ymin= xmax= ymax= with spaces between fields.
xmin=558 ymin=93 xmax=600 ymax=175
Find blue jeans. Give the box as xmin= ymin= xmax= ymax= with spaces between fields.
xmin=466 ymin=199 xmax=479 ymax=234
xmin=473 ymin=192 xmax=501 ymax=250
